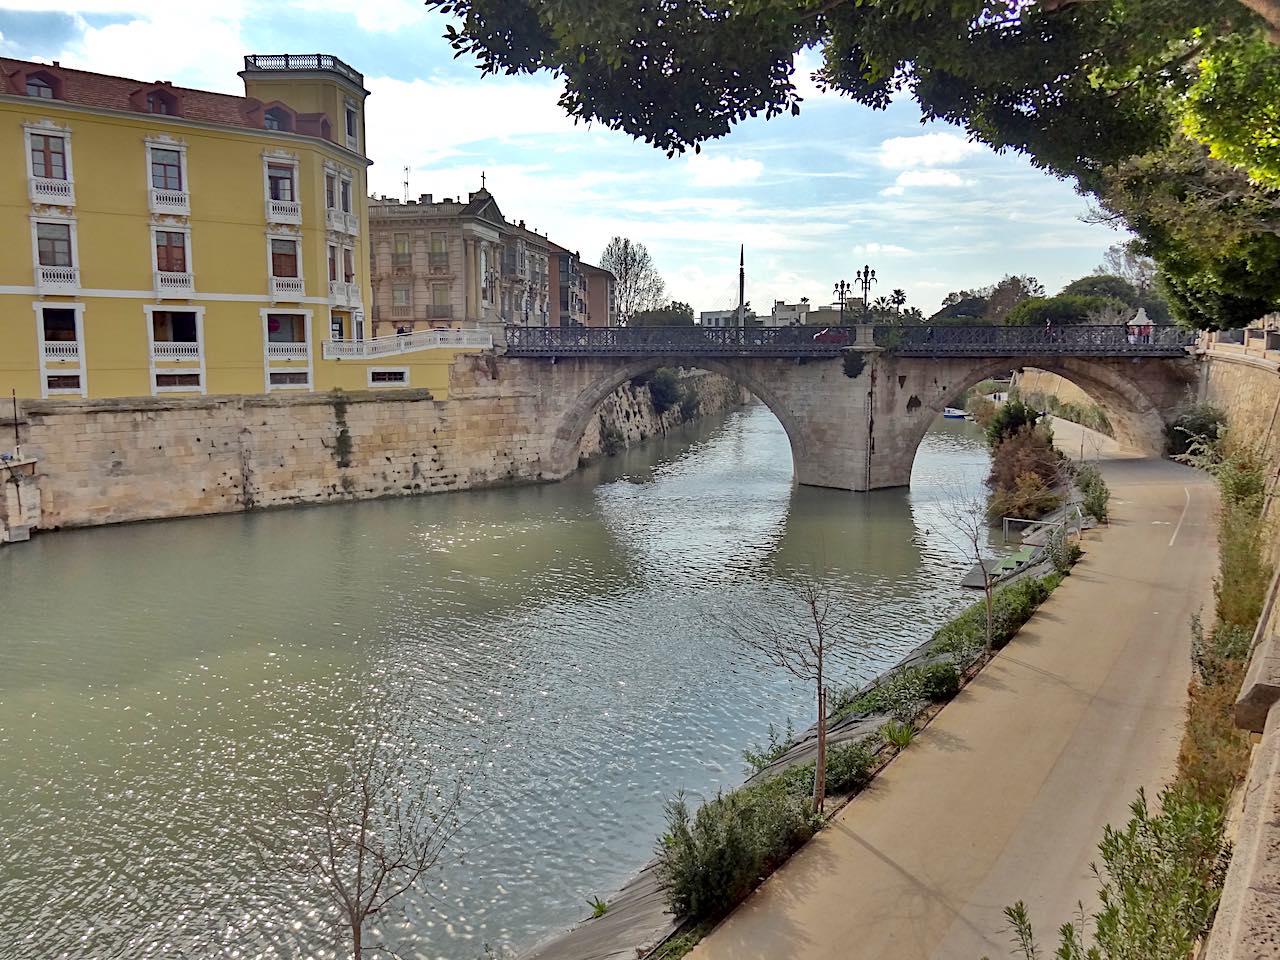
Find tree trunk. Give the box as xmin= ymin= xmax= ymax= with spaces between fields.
xmin=984 ymin=580 xmax=995 ymax=658
xmin=352 ymin=921 xmax=362 ymax=960
xmin=813 ymin=673 xmax=827 ymax=815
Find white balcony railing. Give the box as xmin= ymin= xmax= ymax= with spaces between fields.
xmin=266 ymin=198 xmax=302 ymax=225
xmin=271 ymin=276 xmax=305 ymax=300
xmin=43 ymin=340 xmax=81 ymax=361
xmin=329 ymin=280 xmax=362 ymax=306
xmin=29 ymin=176 xmax=75 ymax=206
xmin=267 ymin=341 xmax=309 ymax=359
xmin=150 ymin=188 xmax=190 ymax=216
xmin=323 ymin=328 xmax=492 ymax=360
xmin=154 ymin=271 xmax=194 ymax=296
xmin=152 ymin=341 xmax=201 ymax=360
xmin=36 ymin=264 xmax=80 ymax=294
xmin=344 ymin=212 xmax=359 ymax=235
xmin=345 ymin=133 xmax=359 ymax=152
xmin=326 ymin=207 xmax=345 ymax=232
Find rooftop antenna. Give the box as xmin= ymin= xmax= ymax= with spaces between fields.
xmin=403 ymin=165 xmax=410 ymax=203
xmin=737 ymin=244 xmax=746 ymax=328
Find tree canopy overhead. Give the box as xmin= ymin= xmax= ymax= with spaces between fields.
xmin=429 ymin=0 xmax=1280 ymax=329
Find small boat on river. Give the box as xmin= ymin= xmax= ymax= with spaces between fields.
xmin=942 ymin=407 xmax=967 ymax=419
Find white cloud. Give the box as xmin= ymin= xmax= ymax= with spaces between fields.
xmin=880 ymin=169 xmax=971 ymax=196
xmin=853 ymin=243 xmax=912 ymax=256
xmin=287 ymin=0 xmax=430 ymax=31
xmin=877 ymin=131 xmax=982 ymax=169
xmin=686 ymin=153 xmax=764 ymax=188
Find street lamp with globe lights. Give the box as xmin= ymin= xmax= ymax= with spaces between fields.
xmin=833 ymin=279 xmax=852 ymax=325
xmin=856 ymin=265 xmax=877 ymax=322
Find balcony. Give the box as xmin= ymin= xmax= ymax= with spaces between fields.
xmin=271 ymin=276 xmax=305 ymax=301
xmin=29 ymin=177 xmax=75 ymax=206
xmin=243 ymin=54 xmax=365 ymax=88
xmin=329 ymin=279 xmax=361 ymax=306
xmin=391 ymin=304 xmax=413 ymax=318
xmin=429 ymin=304 xmax=453 ymax=320
xmin=266 ymin=341 xmax=309 ymax=359
xmin=266 ymin=198 xmax=302 ymax=225
xmin=154 ymin=271 xmax=194 ymax=297
xmin=36 ymin=264 xmax=80 ymax=295
xmin=43 ymin=340 xmax=81 ymax=361
xmin=345 ymin=212 xmax=359 ymax=235
xmin=326 ymin=207 xmax=345 ymax=232
xmin=345 ymin=132 xmax=359 ymax=152
xmin=429 ymin=253 xmax=450 ymax=274
xmin=323 ymin=328 xmax=492 ymax=360
xmin=152 ymin=341 xmax=201 ymax=360
xmin=150 ymin=187 xmax=190 ymax=216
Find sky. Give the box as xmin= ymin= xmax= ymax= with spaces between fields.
xmin=0 ymin=1 xmax=1131 ymax=315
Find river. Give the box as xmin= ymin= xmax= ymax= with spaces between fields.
xmin=0 ymin=404 xmax=992 ymax=959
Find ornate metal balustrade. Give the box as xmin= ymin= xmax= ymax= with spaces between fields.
xmin=873 ymin=324 xmax=1196 ymax=357
xmin=503 ymin=324 xmax=1196 ymax=359
xmin=505 ymin=325 xmax=858 ymax=358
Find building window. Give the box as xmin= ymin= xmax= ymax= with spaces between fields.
xmin=152 ymin=310 xmax=199 ymax=342
xmin=392 ymin=284 xmax=411 ymax=307
xmin=342 ymin=247 xmax=355 ymax=283
xmin=42 ymin=307 xmax=77 ymax=342
xmin=430 ymin=232 xmax=448 ymax=269
xmin=36 ymin=222 xmax=73 ymax=267
xmin=147 ymin=90 xmax=178 ymax=115
xmin=269 ymin=371 xmax=309 ymax=386
xmin=266 ymin=313 xmax=307 ymax=343
xmin=30 ymin=134 xmax=67 ymax=180
xmin=267 ymin=163 xmax=295 ymax=202
xmin=325 ymin=174 xmax=337 ymax=209
xmin=368 ymin=368 xmax=408 ymax=385
xmin=263 ymin=107 xmax=293 ymax=132
xmin=46 ymin=374 xmax=81 ymax=391
xmin=339 ymin=178 xmax=352 ymax=213
xmin=345 ymin=107 xmax=358 ymax=147
xmin=155 ymin=373 xmax=201 ymax=388
xmin=150 ymin=148 xmax=183 ymax=190
xmin=328 ymin=245 xmax=339 ymax=282
xmin=270 ymin=239 xmax=299 ymax=278
xmin=26 ymin=75 xmax=56 ymax=99
xmin=154 ymin=231 xmax=188 ymax=273
xmin=393 ymin=233 xmax=411 ymax=266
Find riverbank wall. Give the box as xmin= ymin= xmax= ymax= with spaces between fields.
xmin=0 ymin=357 xmax=744 ymax=535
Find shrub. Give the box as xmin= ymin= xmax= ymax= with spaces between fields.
xmin=825 ymin=738 xmax=877 ymax=794
xmin=966 ymin=394 xmax=998 ymax=427
xmin=1189 ymin=613 xmax=1253 ymax=685
xmin=920 ymin=662 xmax=961 ymax=701
xmin=1075 ymin=462 xmax=1111 ymax=522
xmin=678 ymin=384 xmax=701 ymax=420
xmin=1165 ymin=401 xmax=1226 ymax=457
xmin=987 ymin=471 xmax=1062 ymax=522
xmin=1215 ymin=496 xmax=1271 ymax=630
xmin=1044 ymin=526 xmax=1072 ymax=575
xmin=833 ymin=666 xmax=927 ymax=722
xmin=648 ymin=368 xmax=681 ymax=414
xmin=992 ymin=787 xmax=1229 ymax=960
xmin=985 ymin=400 xmax=1042 ymax=449
xmin=656 ymin=783 xmax=817 ymax=920
xmin=987 ymin=424 xmax=1061 ymax=493
xmin=742 ymin=719 xmax=794 ymax=776
xmin=1177 ymin=655 xmax=1252 ymax=807
xmin=842 ymin=351 xmax=866 ymax=379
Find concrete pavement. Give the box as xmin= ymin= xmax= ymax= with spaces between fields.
xmin=691 ymin=428 xmax=1217 ymax=960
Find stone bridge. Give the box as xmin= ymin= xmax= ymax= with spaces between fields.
xmin=499 ymin=324 xmax=1198 ymax=491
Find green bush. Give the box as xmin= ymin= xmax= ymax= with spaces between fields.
xmin=987 ymin=471 xmax=1062 ymax=522
xmin=1189 ymin=613 xmax=1252 ymax=685
xmin=648 ymin=368 xmax=681 ymax=414
xmin=678 ymin=384 xmax=701 ymax=420
xmin=920 ymin=662 xmax=961 ymax=701
xmin=930 ymin=576 xmax=1057 ymax=661
xmin=881 ymin=720 xmax=916 ymax=750
xmin=833 ymin=665 xmax=927 ymax=722
xmin=742 ymin=719 xmax=794 ymax=775
xmin=986 ymin=400 xmax=1042 ymax=449
xmin=1165 ymin=401 xmax=1226 ymax=457
xmin=990 ymin=787 xmax=1229 ymax=960
xmin=656 ymin=782 xmax=817 ymax=921
xmin=824 ymin=738 xmax=877 ymax=794
xmin=1075 ymin=462 xmax=1111 ymax=522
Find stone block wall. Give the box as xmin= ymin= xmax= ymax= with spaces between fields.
xmin=1012 ymin=368 xmax=1097 ymax=408
xmin=1200 ymin=350 xmax=1280 ymax=465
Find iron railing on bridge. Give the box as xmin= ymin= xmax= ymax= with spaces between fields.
xmin=505 ymin=324 xmax=854 ymax=357
xmin=503 ymin=324 xmax=1196 ymax=359
xmin=873 ymin=323 xmax=1195 ymax=357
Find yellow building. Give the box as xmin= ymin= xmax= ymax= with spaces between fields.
xmin=1 ymin=54 xmax=488 ymax=403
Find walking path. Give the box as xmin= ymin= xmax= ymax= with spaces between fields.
xmin=692 ymin=425 xmax=1217 ymax=960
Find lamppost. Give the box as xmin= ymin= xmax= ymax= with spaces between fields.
xmin=833 ymin=279 xmax=852 ymax=325
xmin=856 ymin=264 xmax=877 ymax=322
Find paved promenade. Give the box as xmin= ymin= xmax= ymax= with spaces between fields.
xmin=692 ymin=426 xmax=1217 ymax=960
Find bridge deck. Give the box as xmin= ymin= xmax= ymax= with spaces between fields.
xmin=503 ymin=325 xmax=1196 ymax=359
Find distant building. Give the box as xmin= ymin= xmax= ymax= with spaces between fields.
xmin=580 ymin=261 xmax=618 ymax=327
xmin=699 ymin=308 xmax=762 ymax=328
xmin=368 ymin=187 xmax=552 ymax=335
xmin=771 ymin=300 xmax=810 ymax=324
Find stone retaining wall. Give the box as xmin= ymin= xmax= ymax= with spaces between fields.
xmin=0 ymin=357 xmax=745 ymax=534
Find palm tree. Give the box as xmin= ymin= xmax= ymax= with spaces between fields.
xmin=890 ymin=288 xmax=907 ymax=316
xmin=870 ymin=295 xmax=894 ymax=321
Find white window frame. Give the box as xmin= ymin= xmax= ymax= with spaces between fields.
xmin=367 ymin=367 xmax=409 ymax=388
xmin=260 ymin=307 xmax=314 ymax=392
xmin=266 ymin=233 xmax=304 ymax=280
xmin=144 ymin=135 xmax=189 ymax=193
xmin=263 ymin=156 xmax=299 ymax=202
xmin=23 ymin=120 xmax=75 ymax=206
xmin=32 ymin=301 xmax=87 ymax=399
xmin=344 ymin=100 xmax=359 ymax=151
xmin=30 ymin=213 xmax=78 ymax=268
xmin=143 ymin=304 xmax=206 ymax=395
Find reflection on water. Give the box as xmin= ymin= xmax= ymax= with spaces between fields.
xmin=0 ymin=405 xmax=991 ymax=958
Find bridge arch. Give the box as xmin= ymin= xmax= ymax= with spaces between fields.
xmin=544 ymin=356 xmax=810 ymax=480
xmin=882 ymin=354 xmax=1193 ymax=488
